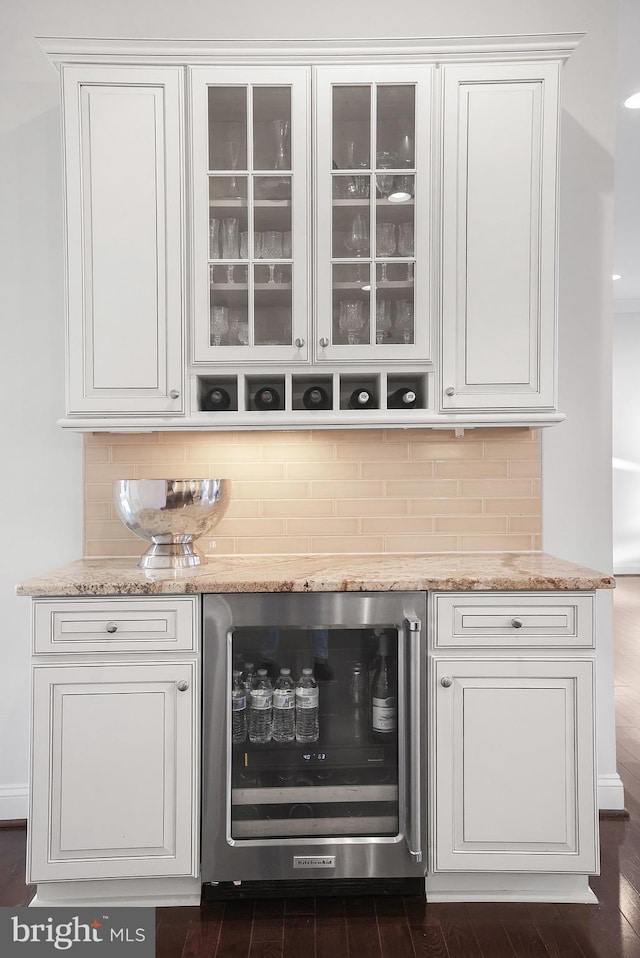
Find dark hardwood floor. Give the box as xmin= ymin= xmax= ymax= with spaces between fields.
xmin=5 ymin=578 xmax=640 ymax=956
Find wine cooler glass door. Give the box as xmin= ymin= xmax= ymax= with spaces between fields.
xmin=202 ymin=592 xmax=426 ymax=883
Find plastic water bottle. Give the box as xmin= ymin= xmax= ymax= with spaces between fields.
xmin=249 ymin=669 xmax=273 ymax=744
xmin=295 ymin=668 xmax=319 ymax=743
xmin=231 ymin=669 xmax=247 ymax=744
xmin=272 ymin=668 xmax=296 ymax=743
xmin=243 ymin=661 xmax=256 ymax=694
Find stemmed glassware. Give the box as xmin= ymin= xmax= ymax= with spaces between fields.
xmin=376 ymin=222 xmax=396 ymax=283
xmin=376 ymin=299 xmax=392 ymax=344
xmin=339 ymin=300 xmax=366 ymax=345
xmin=261 ymin=230 xmax=283 ymax=284
xmin=210 ymin=306 xmax=229 ymax=346
xmin=397 ymin=223 xmax=414 ymax=281
xmin=273 ymin=119 xmax=290 ymax=171
xmin=344 ymin=214 xmax=369 ymax=257
xmin=395 ymin=299 xmax=414 ymax=344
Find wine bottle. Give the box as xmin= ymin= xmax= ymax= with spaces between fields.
xmin=371 ymin=630 xmax=397 ymax=742
xmin=202 ymin=386 xmax=231 ymax=411
xmin=388 ymin=387 xmax=417 ymax=409
xmin=349 ymin=388 xmax=375 ymax=409
xmin=302 ymin=385 xmax=331 ymax=410
xmin=254 ymin=386 xmax=282 ymax=410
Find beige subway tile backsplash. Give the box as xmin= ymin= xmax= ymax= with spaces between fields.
xmin=83 ymin=428 xmax=541 ymax=557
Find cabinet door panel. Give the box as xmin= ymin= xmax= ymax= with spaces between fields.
xmin=440 ymin=63 xmax=559 ymax=411
xmin=190 ymin=66 xmax=310 ymax=365
xmin=28 ymin=662 xmax=197 ymax=882
xmin=315 ymin=66 xmax=433 ymax=364
xmin=63 ymin=66 xmax=184 ymax=415
xmin=433 ymin=659 xmax=597 ymax=872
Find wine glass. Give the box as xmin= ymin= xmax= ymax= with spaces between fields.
xmin=397 ymin=222 xmax=414 ymax=281
xmin=210 ymin=306 xmax=229 ymax=346
xmin=261 ymin=230 xmax=283 ymax=284
xmin=339 ymin=300 xmax=366 ymax=345
xmin=376 ymin=299 xmax=392 ymax=344
xmin=272 ymin=119 xmax=290 ymax=171
xmin=344 ymin=214 xmax=370 ymax=257
xmin=376 ymin=222 xmax=396 ymax=283
xmin=395 ymin=299 xmax=414 ymax=344
xmin=376 ymin=150 xmax=398 ymax=200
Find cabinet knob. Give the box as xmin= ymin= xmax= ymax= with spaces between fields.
xmin=169 ymin=389 xmax=180 ymax=400
xmin=177 ymin=680 xmax=189 ymax=692
xmin=444 ymin=386 xmax=456 ymax=397
xmin=511 ymin=616 xmax=524 ymax=629
xmin=319 ymin=337 xmax=329 ymax=348
xmin=105 ymin=622 xmax=118 ymax=634
xmin=295 ymin=338 xmax=305 ymax=348
xmin=440 ymin=676 xmax=453 ymax=688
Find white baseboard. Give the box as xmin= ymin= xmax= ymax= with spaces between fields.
xmin=0 ymin=785 xmax=28 ymax=821
xmin=425 ymin=872 xmax=597 ymax=904
xmin=598 ymin=772 xmax=626 ymax=811
xmin=30 ymin=877 xmax=201 ymax=908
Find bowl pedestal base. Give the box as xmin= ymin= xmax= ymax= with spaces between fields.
xmin=138 ymin=541 xmax=203 ymax=570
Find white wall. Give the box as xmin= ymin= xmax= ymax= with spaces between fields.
xmin=0 ymin=0 xmax=620 ymax=815
xmin=613 ymin=309 xmax=640 ymax=573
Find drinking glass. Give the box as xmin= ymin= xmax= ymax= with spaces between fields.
xmin=272 ymin=119 xmax=290 ymax=171
xmin=397 ymin=222 xmax=414 ymax=281
xmin=224 ymin=139 xmax=242 ymax=197
xmin=376 ymin=299 xmax=392 ymax=344
xmin=231 ymin=314 xmax=249 ymax=346
xmin=395 ymin=299 xmax=414 ymax=344
xmin=344 ymin=214 xmax=369 ymax=257
xmin=282 ymin=231 xmax=292 ymax=258
xmin=376 ymin=149 xmax=398 ymax=200
xmin=339 ymin=300 xmax=365 ymax=345
xmin=254 ymin=232 xmax=263 ymax=259
xmin=261 ymin=230 xmax=283 ymax=284
xmin=209 ymin=218 xmax=222 ymax=259
xmin=210 ymin=306 xmax=229 ymax=346
xmin=239 ymin=232 xmax=249 ymax=261
xmin=376 ymin=222 xmax=396 ymax=282
xmin=222 ymin=218 xmax=240 ymax=282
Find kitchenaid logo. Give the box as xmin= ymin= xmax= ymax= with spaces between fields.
xmin=0 ymin=908 xmax=155 ymax=956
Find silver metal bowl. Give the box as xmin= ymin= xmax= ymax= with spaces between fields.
xmin=113 ymin=479 xmax=229 ymax=569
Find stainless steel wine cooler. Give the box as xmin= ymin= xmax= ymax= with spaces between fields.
xmin=201 ymin=592 xmax=426 ymax=885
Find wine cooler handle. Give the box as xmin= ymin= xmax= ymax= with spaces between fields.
xmin=405 ymin=615 xmax=423 ymax=864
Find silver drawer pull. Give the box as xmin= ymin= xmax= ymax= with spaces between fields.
xmin=440 ymin=676 xmax=452 ymax=688
xmin=105 ymin=622 xmax=118 ymax=634
xmin=177 ymin=681 xmax=189 ymax=692
xmin=511 ymin=616 xmax=524 ymax=629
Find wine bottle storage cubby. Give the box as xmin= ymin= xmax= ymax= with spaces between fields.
xmin=194 ymin=371 xmax=429 ymax=420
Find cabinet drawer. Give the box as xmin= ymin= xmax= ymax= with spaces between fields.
xmin=432 ymin=592 xmax=594 ymax=649
xmin=33 ymin=597 xmax=199 ymax=653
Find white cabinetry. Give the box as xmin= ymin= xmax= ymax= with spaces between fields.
xmin=440 ymin=63 xmax=560 ymax=412
xmin=61 ymin=66 xmax=185 ymax=416
xmin=42 ymin=37 xmax=579 ymax=430
xmin=27 ymin=597 xmax=200 ymax=893
xmin=430 ymin=592 xmax=598 ymax=885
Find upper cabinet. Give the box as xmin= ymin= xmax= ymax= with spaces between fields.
xmin=41 ymin=36 xmax=580 ymax=431
xmin=61 ymin=66 xmax=185 ymax=416
xmin=439 ymin=62 xmax=560 ymax=412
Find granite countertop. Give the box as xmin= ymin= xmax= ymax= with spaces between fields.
xmin=16 ymin=552 xmax=614 ymax=597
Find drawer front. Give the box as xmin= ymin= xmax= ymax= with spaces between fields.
xmin=433 ymin=592 xmax=594 ymax=648
xmin=33 ymin=597 xmax=199 ymax=653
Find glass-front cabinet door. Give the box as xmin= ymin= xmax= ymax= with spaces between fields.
xmin=315 ymin=67 xmax=433 ymax=363
xmin=190 ymin=68 xmax=310 ymax=363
